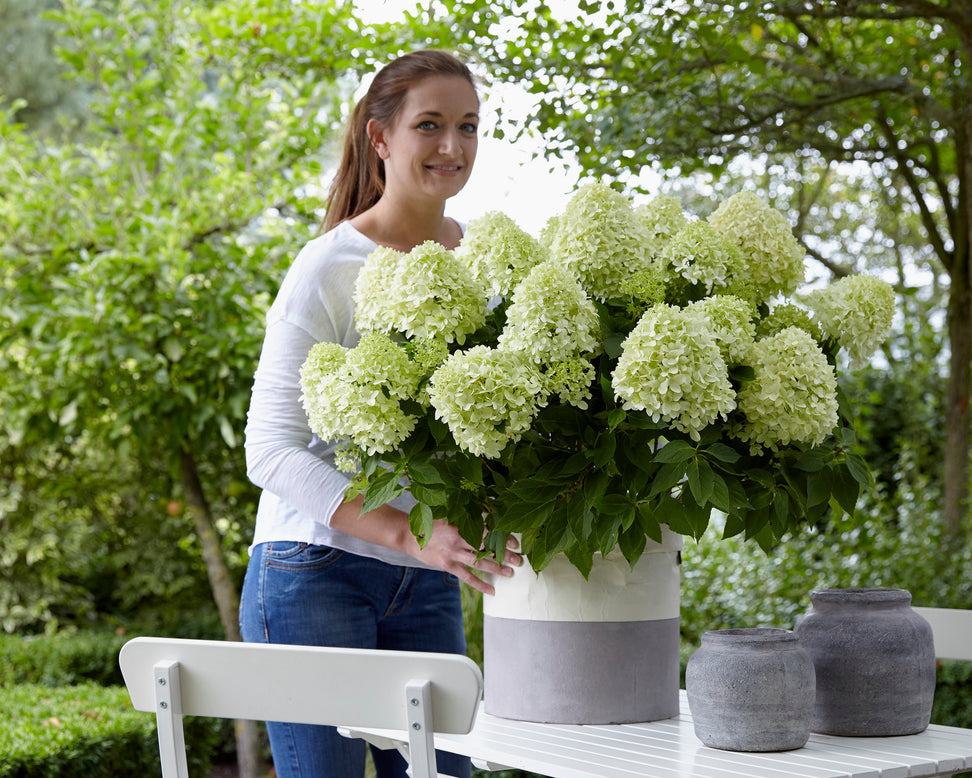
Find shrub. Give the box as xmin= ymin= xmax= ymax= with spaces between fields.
xmin=0 ymin=683 xmax=221 ymax=777
xmin=0 ymin=631 xmax=130 ymax=688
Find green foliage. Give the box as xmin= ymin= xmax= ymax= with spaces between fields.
xmin=0 ymin=0 xmax=427 ymax=634
xmin=0 ymin=683 xmax=222 ymax=777
xmin=0 ymin=631 xmax=130 ymax=688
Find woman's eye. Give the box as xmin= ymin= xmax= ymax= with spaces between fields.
xmin=460 ymin=122 xmax=479 ymax=134
xmin=417 ymin=120 xmax=437 ymax=130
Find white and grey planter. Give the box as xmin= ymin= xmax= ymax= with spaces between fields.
xmin=482 ymin=528 xmax=682 ymax=724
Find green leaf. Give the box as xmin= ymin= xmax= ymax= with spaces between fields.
xmin=831 ymin=466 xmax=862 ymax=515
xmin=806 ymin=469 xmax=832 ymax=507
xmin=704 ymin=441 xmax=740 ymax=464
xmin=406 ymin=459 xmax=443 ymax=485
xmin=618 ymin=524 xmax=647 ymax=567
xmin=362 ymin=470 xmax=404 ymax=513
xmin=409 ymin=503 xmax=433 ymax=548
xmin=408 ymin=481 xmax=448 ymax=507
xmin=653 ymin=439 xmax=696 ymax=464
xmin=845 ymin=453 xmax=872 ymax=488
xmin=686 ymin=458 xmax=715 ymax=505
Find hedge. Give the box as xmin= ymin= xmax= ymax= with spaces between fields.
xmin=0 ymin=631 xmax=130 ymax=688
xmin=0 ymin=683 xmax=221 ymax=777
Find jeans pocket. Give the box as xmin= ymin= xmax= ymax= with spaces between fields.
xmin=264 ymin=542 xmax=344 ymax=570
xmin=443 ymin=571 xmax=462 ymax=588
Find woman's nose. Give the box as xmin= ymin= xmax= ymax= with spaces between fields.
xmin=439 ymin=129 xmax=461 ymax=156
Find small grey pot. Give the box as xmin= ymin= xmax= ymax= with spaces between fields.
xmin=686 ymin=628 xmax=815 ymax=752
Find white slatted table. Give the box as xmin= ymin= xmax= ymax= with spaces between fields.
xmin=342 ymin=691 xmax=972 ymax=777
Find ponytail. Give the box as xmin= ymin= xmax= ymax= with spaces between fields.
xmin=322 ymin=50 xmax=476 ymax=232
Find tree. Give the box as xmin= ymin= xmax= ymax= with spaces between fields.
xmin=442 ymin=0 xmax=972 ymax=534
xmin=1 ymin=0 xmax=419 ymax=772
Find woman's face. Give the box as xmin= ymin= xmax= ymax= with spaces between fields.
xmin=371 ymin=75 xmax=480 ymax=205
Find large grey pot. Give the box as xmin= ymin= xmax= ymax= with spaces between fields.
xmin=794 ymin=588 xmax=936 ymax=736
xmin=686 ymin=628 xmax=815 ymax=752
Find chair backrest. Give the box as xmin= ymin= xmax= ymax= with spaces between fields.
xmin=119 ymin=637 xmax=483 ymax=778
xmin=913 ymin=607 xmax=972 ymax=661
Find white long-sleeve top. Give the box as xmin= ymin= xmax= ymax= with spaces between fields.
xmin=244 ymin=220 xmax=425 ymax=567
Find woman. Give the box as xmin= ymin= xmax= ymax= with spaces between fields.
xmin=240 ymin=50 xmax=521 ymax=778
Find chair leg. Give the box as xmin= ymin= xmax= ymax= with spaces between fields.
xmin=405 ymin=679 xmax=437 ymax=778
xmin=154 ymin=660 xmax=190 ymax=778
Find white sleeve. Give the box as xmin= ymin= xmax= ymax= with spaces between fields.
xmin=243 ymin=316 xmax=349 ymax=527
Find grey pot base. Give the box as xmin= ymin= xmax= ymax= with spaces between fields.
xmin=483 ymin=615 xmax=680 ymax=724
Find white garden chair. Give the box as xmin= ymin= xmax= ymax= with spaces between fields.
xmin=913 ymin=607 xmax=972 ymax=661
xmin=119 ymin=636 xmax=483 ymax=778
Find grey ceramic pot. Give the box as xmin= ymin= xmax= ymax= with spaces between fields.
xmin=794 ymin=588 xmax=936 ymax=736
xmin=686 ymin=628 xmax=815 ymax=752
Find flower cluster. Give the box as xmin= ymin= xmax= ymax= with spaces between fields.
xmin=734 ymin=327 xmax=840 ymax=452
xmin=427 ymin=346 xmax=544 ymax=458
xmin=299 ymin=181 xmax=895 ymax=569
xmin=299 ymin=332 xmax=422 ymax=455
xmin=613 ymin=304 xmax=736 ymax=440
xmin=806 ymin=273 xmax=895 ymax=367
xmin=353 ymin=241 xmax=487 ymax=343
xmin=545 ymin=182 xmax=650 ymax=301
xmin=454 ymin=211 xmax=548 ymax=297
xmin=707 ymin=191 xmax=806 ymax=300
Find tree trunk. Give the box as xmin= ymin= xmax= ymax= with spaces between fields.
xmin=180 ymin=444 xmax=264 ymax=778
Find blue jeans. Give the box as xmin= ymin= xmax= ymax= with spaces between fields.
xmin=239 ymin=541 xmax=472 ymax=778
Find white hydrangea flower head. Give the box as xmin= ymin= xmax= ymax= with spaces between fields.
xmin=687 ymin=295 xmax=757 ymax=365
xmin=757 ymin=303 xmax=823 ymax=342
xmin=353 ymin=241 xmax=488 ymax=343
xmin=666 ymin=220 xmax=747 ymax=294
xmin=542 ymin=356 xmax=595 ymax=409
xmin=428 ymin=346 xmax=545 ymax=459
xmin=498 ymin=260 xmax=601 ymax=364
xmin=612 ymin=303 xmax=736 ymax=441
xmin=805 ymin=273 xmax=895 ymax=367
xmin=707 ymin=191 xmax=805 ymax=301
xmin=455 ymin=211 xmax=548 ymax=297
xmin=546 ymin=182 xmax=651 ymax=301
xmin=344 ymin=331 xmax=422 ymax=400
xmin=635 ymin=194 xmax=689 ymax=259
xmin=299 ymin=337 xmax=420 ymax=455
xmin=733 ymin=326 xmax=839 ymax=452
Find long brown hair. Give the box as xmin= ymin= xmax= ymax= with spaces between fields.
xmin=322 ymin=50 xmax=477 ymax=232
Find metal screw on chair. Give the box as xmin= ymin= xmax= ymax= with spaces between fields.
xmin=410 ymin=698 xmax=419 ymax=706
xmin=412 ymin=722 xmax=421 ymax=730
xmin=160 ymin=701 xmax=168 ymax=709
xmin=158 ymin=678 xmax=167 ymax=686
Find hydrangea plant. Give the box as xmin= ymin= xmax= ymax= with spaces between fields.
xmin=300 ymin=183 xmax=896 ymax=576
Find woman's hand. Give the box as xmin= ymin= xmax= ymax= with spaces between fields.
xmin=329 ymin=496 xmax=522 ymax=595
xmin=405 ymin=521 xmax=522 ymax=595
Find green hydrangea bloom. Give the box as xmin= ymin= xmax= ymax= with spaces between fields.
xmin=687 ymin=295 xmax=757 ymax=365
xmin=299 ymin=338 xmax=419 ymax=455
xmin=707 ymin=191 xmax=805 ymax=301
xmin=546 ymin=182 xmax=650 ymax=301
xmin=666 ymin=220 xmax=747 ymax=294
xmin=612 ymin=304 xmax=736 ymax=441
xmin=498 ymin=260 xmax=601 ymax=364
xmin=455 ymin=211 xmax=547 ymax=297
xmin=344 ymin=331 xmax=423 ymax=400
xmin=635 ymin=194 xmax=689 ymax=259
xmin=428 ymin=346 xmax=544 ymax=458
xmin=733 ymin=326 xmax=839 ymax=452
xmin=353 ymin=241 xmax=487 ymax=343
xmin=805 ymin=273 xmax=895 ymax=367
xmin=757 ymin=303 xmax=822 ymax=342
xmin=542 ymin=356 xmax=595 ymax=409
